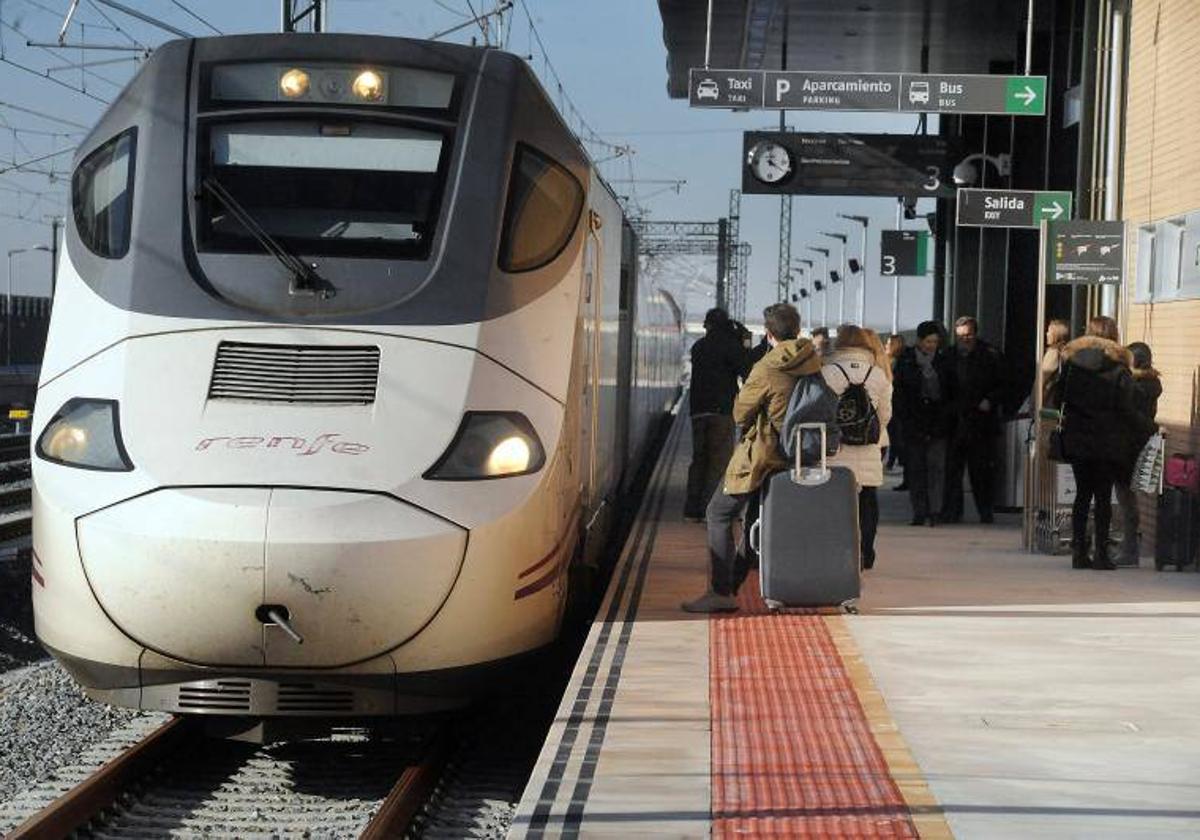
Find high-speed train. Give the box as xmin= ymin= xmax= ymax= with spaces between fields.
xmin=31 ymin=34 xmax=682 ymax=717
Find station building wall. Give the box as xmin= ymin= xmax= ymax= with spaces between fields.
xmin=1123 ymin=0 xmax=1200 ymax=550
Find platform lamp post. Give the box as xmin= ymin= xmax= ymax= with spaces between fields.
xmin=819 ymin=231 xmax=848 ymax=325
xmin=792 ymin=258 xmax=814 ymax=330
xmin=806 ymin=247 xmax=830 ymax=327
xmin=6 ymin=246 xmax=49 ymax=366
xmin=838 ymin=214 xmax=869 ymax=326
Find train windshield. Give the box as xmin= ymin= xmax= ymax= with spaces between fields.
xmin=198 ymin=120 xmax=447 ymax=258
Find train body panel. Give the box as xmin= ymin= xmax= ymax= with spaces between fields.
xmin=32 ymin=32 xmax=681 ymax=716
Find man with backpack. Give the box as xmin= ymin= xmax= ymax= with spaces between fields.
xmin=682 ymin=303 xmax=825 ymax=613
xmin=821 ymin=325 xmax=893 ymax=569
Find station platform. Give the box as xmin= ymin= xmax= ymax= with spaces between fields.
xmin=510 ymin=409 xmax=1200 ymax=838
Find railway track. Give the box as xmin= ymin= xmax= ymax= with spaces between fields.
xmin=0 ymin=434 xmax=32 ymax=544
xmin=0 ymin=434 xmax=29 ymax=465
xmin=7 ymin=717 xmax=452 ymax=838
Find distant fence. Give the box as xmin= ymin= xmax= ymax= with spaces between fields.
xmin=0 ymin=295 xmax=51 ymax=366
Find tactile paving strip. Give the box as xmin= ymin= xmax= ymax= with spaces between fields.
xmin=710 ymin=574 xmax=919 ymax=838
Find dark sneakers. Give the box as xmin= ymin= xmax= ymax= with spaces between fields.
xmin=681 ymin=592 xmax=739 ymax=613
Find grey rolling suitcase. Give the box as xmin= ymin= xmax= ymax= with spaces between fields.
xmin=750 ymin=423 xmax=861 ymax=610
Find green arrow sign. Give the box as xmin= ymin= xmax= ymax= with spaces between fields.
xmin=1006 ymin=76 xmax=1046 ymax=114
xmin=1032 ymin=191 xmax=1073 ymax=222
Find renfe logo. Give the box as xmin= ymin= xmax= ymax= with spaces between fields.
xmin=195 ymin=433 xmax=370 ymax=456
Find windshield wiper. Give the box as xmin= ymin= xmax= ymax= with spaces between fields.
xmin=201 ymin=176 xmax=336 ymax=299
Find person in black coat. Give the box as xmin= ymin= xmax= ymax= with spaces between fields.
xmin=1114 ymin=341 xmax=1163 ymax=564
xmin=1051 ymin=318 xmax=1157 ymax=569
xmin=684 ymin=308 xmax=750 ymax=520
xmin=943 ymin=316 xmax=1007 ymax=524
xmin=894 ymin=320 xmax=956 ymax=526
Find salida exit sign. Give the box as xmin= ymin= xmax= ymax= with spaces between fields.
xmin=956 ymin=188 xmax=1073 ymax=228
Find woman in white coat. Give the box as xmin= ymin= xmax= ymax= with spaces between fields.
xmin=822 ymin=325 xmax=893 ymax=569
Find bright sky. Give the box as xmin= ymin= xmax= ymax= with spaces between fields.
xmin=0 ymin=0 xmax=935 ymax=331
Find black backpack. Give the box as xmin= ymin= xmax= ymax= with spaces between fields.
xmin=832 ymin=364 xmax=880 ymax=446
xmin=781 ymin=372 xmax=841 ymax=461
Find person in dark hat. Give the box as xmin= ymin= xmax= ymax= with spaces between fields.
xmin=684 ymin=307 xmax=751 ymax=521
xmin=893 ymin=320 xmax=956 ymax=526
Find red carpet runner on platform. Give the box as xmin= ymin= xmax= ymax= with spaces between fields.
xmin=710 ymin=573 xmax=919 ymax=838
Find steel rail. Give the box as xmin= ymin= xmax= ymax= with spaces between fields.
xmin=360 ymin=730 xmax=452 ymax=839
xmin=0 ymin=513 xmax=31 ymax=542
xmin=7 ymin=717 xmax=197 ymax=839
xmin=0 ymin=435 xmax=30 ymax=462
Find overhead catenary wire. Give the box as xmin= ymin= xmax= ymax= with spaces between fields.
xmin=167 ymin=0 xmax=222 ymax=35
xmin=511 ymin=0 xmax=628 ymax=156
xmin=0 ymin=99 xmax=90 ymax=129
xmin=431 ymin=0 xmax=470 ymax=19
xmin=1 ymin=16 xmax=124 ymax=92
xmin=462 ymin=0 xmax=487 ymax=44
xmin=0 ymin=145 xmax=75 ymax=174
xmin=89 ymin=0 xmax=191 ymax=39
xmin=0 ymin=54 xmax=110 ymax=102
xmin=84 ymin=0 xmax=147 ymax=49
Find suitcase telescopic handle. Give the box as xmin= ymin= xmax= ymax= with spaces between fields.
xmin=793 ymin=422 xmax=831 ymax=486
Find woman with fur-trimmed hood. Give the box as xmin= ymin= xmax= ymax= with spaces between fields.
xmin=1050 ymin=317 xmax=1156 ymax=569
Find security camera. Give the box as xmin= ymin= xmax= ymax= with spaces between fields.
xmin=952 ymin=152 xmax=1012 ymax=186
xmin=952 ymin=159 xmax=978 ymax=186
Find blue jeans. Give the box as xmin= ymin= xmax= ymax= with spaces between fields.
xmin=705 ymin=489 xmax=757 ymax=595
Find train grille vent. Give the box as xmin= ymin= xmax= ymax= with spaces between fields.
xmin=177 ymin=680 xmax=252 ymax=712
xmin=277 ymin=683 xmax=356 ymax=713
xmin=208 ymin=341 xmax=380 ymax=405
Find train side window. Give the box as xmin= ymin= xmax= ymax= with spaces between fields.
xmin=72 ymin=128 xmax=137 ymax=259
xmin=499 ymin=144 xmax=584 ymax=273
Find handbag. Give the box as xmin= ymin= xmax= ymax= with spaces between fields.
xmin=1045 ymin=365 xmax=1070 ymax=463
xmin=1131 ymin=431 xmax=1165 ymax=495
xmin=1047 ymin=408 xmax=1069 ymax=463
xmin=1165 ymin=453 xmax=1200 ymax=492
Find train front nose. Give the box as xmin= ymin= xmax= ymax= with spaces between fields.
xmin=78 ymin=487 xmax=466 ymax=667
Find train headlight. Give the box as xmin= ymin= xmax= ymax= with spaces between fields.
xmin=279 ymin=68 xmax=310 ymax=98
xmin=424 ymin=412 xmax=545 ymax=480
xmin=35 ymin=399 xmax=133 ymax=472
xmin=352 ymin=69 xmax=385 ymax=101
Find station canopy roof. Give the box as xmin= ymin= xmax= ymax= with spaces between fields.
xmin=658 ymin=0 xmax=1026 ymax=98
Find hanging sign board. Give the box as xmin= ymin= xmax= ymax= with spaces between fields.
xmin=880 ymin=231 xmax=931 ymax=276
xmin=690 ymin=68 xmax=1047 ymax=116
xmin=742 ymin=131 xmax=958 ymax=198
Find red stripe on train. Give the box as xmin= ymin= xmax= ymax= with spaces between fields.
xmin=514 ymin=558 xmax=564 ymax=600
xmin=517 ymin=501 xmax=582 ymax=580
